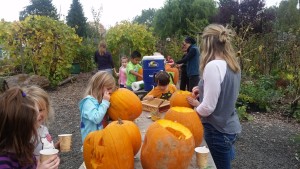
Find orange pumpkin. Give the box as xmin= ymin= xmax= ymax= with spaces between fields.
xmin=137 ymin=68 xmax=143 ymax=81
xmin=165 ymin=64 xmax=179 ymax=85
xmin=107 ymin=119 xmax=142 ymax=155
xmin=83 ymin=124 xmax=134 ymax=169
xmin=164 ymin=107 xmax=204 ymax=147
xmin=108 ymin=88 xmax=142 ymax=121
xmin=141 ymin=119 xmax=195 ymax=169
xmin=169 ymin=90 xmax=193 ymax=108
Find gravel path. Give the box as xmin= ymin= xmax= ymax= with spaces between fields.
xmin=47 ymin=72 xmax=300 ymax=169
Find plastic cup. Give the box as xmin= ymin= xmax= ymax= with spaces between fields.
xmin=39 ymin=149 xmax=59 ymax=163
xmin=58 ymin=134 xmax=72 ymax=152
xmin=195 ymin=146 xmax=210 ymax=169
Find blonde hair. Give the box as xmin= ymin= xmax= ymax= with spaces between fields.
xmin=200 ymin=24 xmax=240 ymax=74
xmin=84 ymin=71 xmax=116 ymax=102
xmin=98 ymin=41 xmax=107 ymax=55
xmin=23 ymin=85 xmax=55 ymax=126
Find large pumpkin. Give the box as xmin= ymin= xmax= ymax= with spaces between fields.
xmin=137 ymin=68 xmax=143 ymax=81
xmin=165 ymin=64 xmax=179 ymax=85
xmin=169 ymin=90 xmax=193 ymax=108
xmin=108 ymin=88 xmax=142 ymax=120
xmin=141 ymin=119 xmax=195 ymax=169
xmin=107 ymin=119 xmax=142 ymax=155
xmin=164 ymin=107 xmax=204 ymax=147
xmin=83 ymin=123 xmax=134 ymax=169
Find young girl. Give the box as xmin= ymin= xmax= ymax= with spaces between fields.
xmin=79 ymin=71 xmax=116 ymax=143
xmin=118 ymin=56 xmax=128 ymax=88
xmin=23 ymin=85 xmax=59 ymax=159
xmin=143 ymin=70 xmax=177 ymax=101
xmin=0 ymin=87 xmax=60 ymax=169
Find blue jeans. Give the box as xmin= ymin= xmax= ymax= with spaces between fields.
xmin=204 ymin=123 xmax=237 ymax=169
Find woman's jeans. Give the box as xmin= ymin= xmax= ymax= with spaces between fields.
xmin=204 ymin=123 xmax=237 ymax=169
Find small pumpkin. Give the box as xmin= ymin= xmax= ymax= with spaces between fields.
xmin=108 ymin=88 xmax=142 ymax=121
xmin=164 ymin=107 xmax=204 ymax=147
xmin=107 ymin=119 xmax=142 ymax=155
xmin=169 ymin=90 xmax=193 ymax=108
xmin=137 ymin=68 xmax=143 ymax=81
xmin=141 ymin=119 xmax=195 ymax=169
xmin=165 ymin=64 xmax=179 ymax=85
xmin=83 ymin=123 xmax=134 ymax=169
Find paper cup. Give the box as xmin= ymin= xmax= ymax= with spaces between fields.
xmin=58 ymin=134 xmax=72 ymax=152
xmin=40 ymin=149 xmax=59 ymax=163
xmin=195 ymin=146 xmax=210 ymax=169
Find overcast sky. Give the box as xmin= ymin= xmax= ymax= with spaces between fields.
xmin=0 ymin=0 xmax=284 ymax=29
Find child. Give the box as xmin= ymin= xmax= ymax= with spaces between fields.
xmin=23 ymin=85 xmax=59 ymax=159
xmin=143 ymin=70 xmax=177 ymax=101
xmin=118 ymin=56 xmax=128 ymax=88
xmin=0 ymin=87 xmax=60 ymax=168
xmin=126 ymin=50 xmax=143 ymax=90
xmin=79 ymin=71 xmax=116 ymax=143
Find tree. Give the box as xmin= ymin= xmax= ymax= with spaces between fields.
xmin=66 ymin=0 xmax=87 ymax=37
xmin=0 ymin=16 xmax=82 ymax=86
xmin=19 ymin=0 xmax=59 ymax=21
xmin=153 ymin=0 xmax=217 ymax=39
xmin=106 ymin=21 xmax=156 ymax=66
xmin=276 ymin=0 xmax=300 ymax=32
xmin=239 ymin=0 xmax=265 ymax=33
xmin=133 ymin=8 xmax=157 ymax=28
xmin=214 ymin=0 xmax=239 ymax=28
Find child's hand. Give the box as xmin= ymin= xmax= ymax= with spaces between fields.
xmin=37 ymin=155 xmax=60 ymax=169
xmin=103 ymin=90 xmax=111 ymax=101
xmin=116 ymin=73 xmax=119 ymax=77
xmin=54 ymin=141 xmax=60 ymax=150
xmin=143 ymin=95 xmax=154 ymax=101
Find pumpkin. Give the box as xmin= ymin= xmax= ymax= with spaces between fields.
xmin=83 ymin=123 xmax=134 ymax=169
xmin=165 ymin=64 xmax=179 ymax=85
xmin=137 ymin=68 xmax=143 ymax=81
xmin=164 ymin=107 xmax=204 ymax=147
xmin=107 ymin=119 xmax=142 ymax=155
xmin=108 ymin=88 xmax=142 ymax=121
xmin=141 ymin=119 xmax=195 ymax=169
xmin=169 ymin=90 xmax=193 ymax=108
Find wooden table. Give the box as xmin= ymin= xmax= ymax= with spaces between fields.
xmin=79 ymin=111 xmax=216 ymax=169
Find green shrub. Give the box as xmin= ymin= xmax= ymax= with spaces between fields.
xmin=238 ymin=75 xmax=284 ymax=112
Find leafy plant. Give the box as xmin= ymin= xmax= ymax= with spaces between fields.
xmin=236 ymin=105 xmax=254 ymax=121
xmin=0 ymin=16 xmax=82 ymax=86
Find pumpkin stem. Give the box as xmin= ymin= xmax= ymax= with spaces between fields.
xmin=117 ymin=118 xmax=124 ymax=124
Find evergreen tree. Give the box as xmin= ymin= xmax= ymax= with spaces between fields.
xmin=133 ymin=8 xmax=157 ymax=28
xmin=66 ymin=0 xmax=87 ymax=37
xmin=19 ymin=0 xmax=59 ymax=21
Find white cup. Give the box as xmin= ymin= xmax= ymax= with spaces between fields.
xmin=39 ymin=149 xmax=59 ymax=163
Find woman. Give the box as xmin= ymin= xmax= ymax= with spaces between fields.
xmin=188 ymin=24 xmax=241 ymax=169
xmin=175 ymin=36 xmax=200 ymax=92
xmin=94 ymin=41 xmax=118 ymax=75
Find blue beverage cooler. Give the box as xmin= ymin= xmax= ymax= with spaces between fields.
xmin=142 ymin=55 xmax=165 ymax=91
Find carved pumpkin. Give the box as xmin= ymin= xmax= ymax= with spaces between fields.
xmin=137 ymin=68 xmax=143 ymax=81
xmin=165 ymin=64 xmax=179 ymax=85
xmin=108 ymin=88 xmax=142 ymax=121
xmin=165 ymin=107 xmax=204 ymax=147
xmin=107 ymin=119 xmax=142 ymax=155
xmin=169 ymin=90 xmax=193 ymax=108
xmin=141 ymin=119 xmax=195 ymax=169
xmin=83 ymin=123 xmax=134 ymax=169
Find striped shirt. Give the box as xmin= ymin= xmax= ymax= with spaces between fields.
xmin=0 ymin=153 xmax=37 ymax=169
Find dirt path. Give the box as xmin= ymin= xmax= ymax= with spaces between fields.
xmin=47 ymin=72 xmax=300 ymax=169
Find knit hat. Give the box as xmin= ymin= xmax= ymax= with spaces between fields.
xmin=184 ymin=36 xmax=196 ymax=44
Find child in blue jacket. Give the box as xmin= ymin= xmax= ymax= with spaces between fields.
xmin=79 ymin=71 xmax=116 ymax=143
